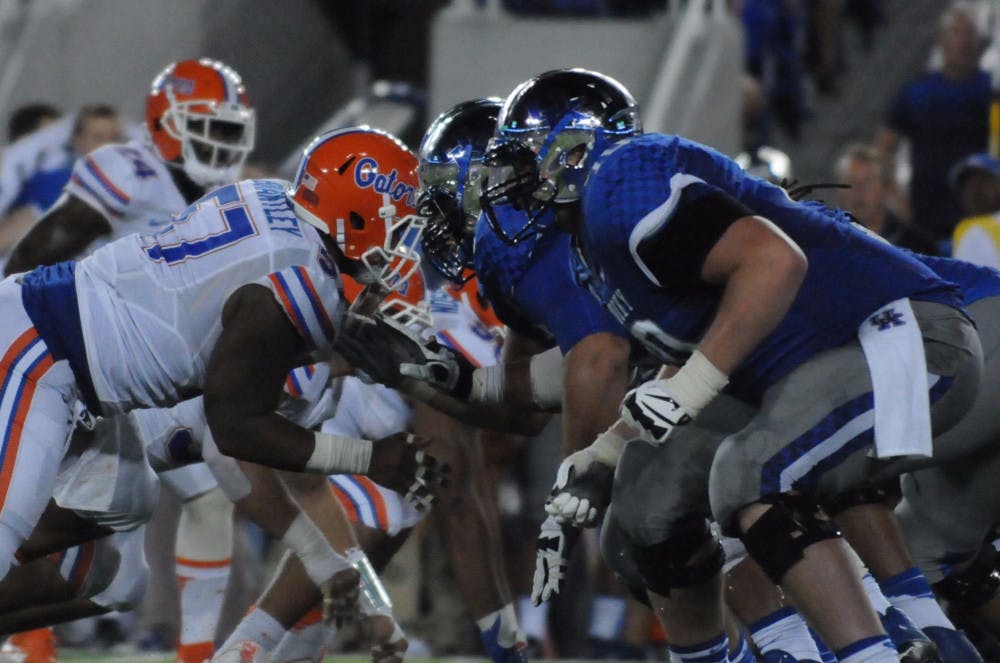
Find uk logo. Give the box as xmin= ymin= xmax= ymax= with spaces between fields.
xmin=869 ymin=308 xmax=905 ymax=331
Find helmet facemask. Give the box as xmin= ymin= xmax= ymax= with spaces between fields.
xmin=347 ymin=196 xmax=426 ymax=293
xmin=417 ymin=155 xmax=485 ymax=284
xmin=161 ymin=86 xmax=256 ymax=187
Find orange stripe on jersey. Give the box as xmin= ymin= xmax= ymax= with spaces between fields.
xmin=292 ymin=608 xmax=324 ymax=631
xmin=329 ymin=482 xmax=360 ymax=524
xmin=175 ymin=556 xmax=232 ymax=569
xmin=0 ymin=351 xmax=54 ymax=513
xmin=353 ymin=476 xmax=389 ymax=531
xmin=267 ymin=273 xmax=308 ymax=340
xmin=0 ymin=329 xmax=39 ymax=371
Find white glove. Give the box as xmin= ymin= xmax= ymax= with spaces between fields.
xmin=545 ymin=447 xmax=615 ymax=527
xmin=531 ymin=515 xmax=580 ymax=606
xmin=620 ymin=379 xmax=693 ymax=445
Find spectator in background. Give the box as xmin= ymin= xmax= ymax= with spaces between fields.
xmin=6 ymin=103 xmax=62 ymax=143
xmin=10 ymin=104 xmax=122 ymax=216
xmin=949 ymin=152 xmax=1000 ymax=267
xmin=878 ymin=1 xmax=990 ymax=248
xmin=835 ymin=142 xmax=939 ymax=254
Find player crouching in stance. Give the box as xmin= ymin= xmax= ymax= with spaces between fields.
xmin=0 ymin=126 xmax=442 ymax=657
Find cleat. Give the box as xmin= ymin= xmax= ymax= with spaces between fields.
xmin=0 ymin=628 xmax=56 ymax=663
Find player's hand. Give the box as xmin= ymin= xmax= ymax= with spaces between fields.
xmin=531 ymin=515 xmax=580 ymax=606
xmin=367 ymin=614 xmax=408 ymax=663
xmin=620 ymin=379 xmax=692 ymax=445
xmin=333 ymin=313 xmax=405 ymax=387
xmin=545 ymin=448 xmax=615 ymax=527
xmin=398 ymin=337 xmax=476 ymax=399
xmin=320 ymin=566 xmax=361 ymax=627
xmin=367 ymin=433 xmax=449 ymax=511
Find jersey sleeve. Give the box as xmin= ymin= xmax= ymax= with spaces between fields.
xmin=628 ymin=177 xmax=752 ymax=287
xmin=64 ymin=145 xmax=143 ymax=220
xmin=260 ymin=264 xmax=341 ymax=351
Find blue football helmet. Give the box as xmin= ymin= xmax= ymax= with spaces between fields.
xmin=417 ymin=97 xmax=502 ymax=284
xmin=481 ymin=68 xmax=642 ymax=244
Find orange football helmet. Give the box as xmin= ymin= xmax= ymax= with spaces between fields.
xmin=341 ymin=268 xmax=431 ymax=329
xmin=287 ymin=127 xmax=425 ymax=291
xmin=146 ymin=58 xmax=255 ymax=187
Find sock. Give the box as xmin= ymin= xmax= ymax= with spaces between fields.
xmin=588 ymin=595 xmax=626 ymax=642
xmin=176 ymin=556 xmax=230 ymax=662
xmin=747 ymin=606 xmax=822 ymax=661
xmin=880 ymin=567 xmax=955 ymax=630
xmin=517 ymin=595 xmax=548 ymax=642
xmin=271 ymin=608 xmax=335 ymax=663
xmin=807 ymin=629 xmax=837 ymax=663
xmin=729 ymin=632 xmax=755 ymax=663
xmin=478 ymin=603 xmax=526 ymax=663
xmin=835 ymin=635 xmax=896 ymax=663
xmin=670 ymin=633 xmax=729 ymax=663
xmin=219 ymin=606 xmax=287 ymax=654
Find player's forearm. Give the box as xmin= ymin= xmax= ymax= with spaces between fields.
xmin=561 ymin=333 xmax=631 ymax=454
xmin=399 ymin=377 xmax=549 ymax=436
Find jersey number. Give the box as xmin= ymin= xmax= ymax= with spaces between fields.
xmin=144 ymin=184 xmax=257 ymax=265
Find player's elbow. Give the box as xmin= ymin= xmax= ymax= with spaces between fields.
xmin=204 ymin=395 xmax=243 ymax=460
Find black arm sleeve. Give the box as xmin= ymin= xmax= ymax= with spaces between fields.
xmin=634 ymin=183 xmax=753 ymax=286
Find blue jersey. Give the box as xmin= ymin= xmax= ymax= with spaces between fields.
xmin=578 ymin=133 xmax=963 ymax=403
xmin=473 ymin=204 xmax=628 ymax=353
xmin=917 ymin=254 xmax=1000 ymax=305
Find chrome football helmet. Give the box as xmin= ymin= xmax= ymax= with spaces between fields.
xmin=481 ymin=68 xmax=642 ymax=244
xmin=417 ymin=97 xmax=502 ymax=284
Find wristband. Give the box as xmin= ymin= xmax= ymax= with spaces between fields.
xmin=282 ymin=513 xmax=351 ymax=586
xmin=529 ymin=347 xmax=564 ymax=409
xmin=662 ymin=350 xmax=728 ymax=417
xmin=588 ymin=427 xmax=628 ymax=467
xmin=306 ymin=432 xmax=373 ymax=474
xmin=469 ymin=364 xmax=505 ymax=404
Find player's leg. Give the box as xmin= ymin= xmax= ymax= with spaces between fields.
xmin=133 ymin=400 xmax=235 ymax=663
xmin=411 ymin=402 xmax=525 ymax=663
xmin=710 ymin=302 xmax=981 ymax=660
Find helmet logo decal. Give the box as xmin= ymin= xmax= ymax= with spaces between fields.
xmin=354 ymin=157 xmax=416 ymax=207
xmin=162 ymin=75 xmax=195 ymax=95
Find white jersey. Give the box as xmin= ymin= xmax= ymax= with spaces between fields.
xmin=0 ymin=116 xmax=75 ymax=215
xmin=428 ymin=287 xmax=502 ymax=368
xmin=64 ymin=140 xmax=186 ymax=245
xmin=67 ymin=178 xmax=342 ymax=414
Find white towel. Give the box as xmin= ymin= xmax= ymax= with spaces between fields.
xmin=857 ymin=298 xmax=933 ymax=458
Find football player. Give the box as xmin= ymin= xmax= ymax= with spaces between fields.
xmin=4 ymin=59 xmax=259 ymax=663
xmin=479 ymin=68 xmax=986 ymax=663
xmin=0 ymin=122 xmax=440 ymax=640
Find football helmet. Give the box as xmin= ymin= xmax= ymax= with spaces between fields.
xmin=341 ymin=269 xmax=431 ymax=329
xmin=288 ymin=127 xmax=425 ymax=291
xmin=146 ymin=58 xmax=256 ymax=187
xmin=417 ymin=98 xmax=502 ymax=284
xmin=481 ymin=69 xmax=641 ymax=244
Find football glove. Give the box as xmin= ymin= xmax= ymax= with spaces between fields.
xmin=620 ymin=379 xmax=692 ymax=445
xmin=531 ymin=515 xmax=581 ymax=606
xmin=545 ymin=448 xmax=616 ymax=527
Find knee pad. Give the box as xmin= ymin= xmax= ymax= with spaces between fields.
xmin=935 ymin=539 xmax=1000 ymax=611
xmin=58 ymin=537 xmax=121 ymax=600
xmin=741 ymin=493 xmax=841 ymax=584
xmin=630 ymin=515 xmax=724 ymax=596
xmin=89 ymin=529 xmax=149 ymax=611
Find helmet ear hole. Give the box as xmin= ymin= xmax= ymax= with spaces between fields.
xmin=349 ymin=211 xmax=366 ymax=230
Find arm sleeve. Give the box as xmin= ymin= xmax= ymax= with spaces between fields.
xmin=630 ymin=179 xmax=753 ymax=287
xmin=64 ymin=146 xmax=140 ymax=221
xmin=260 ymin=264 xmax=341 ymax=352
